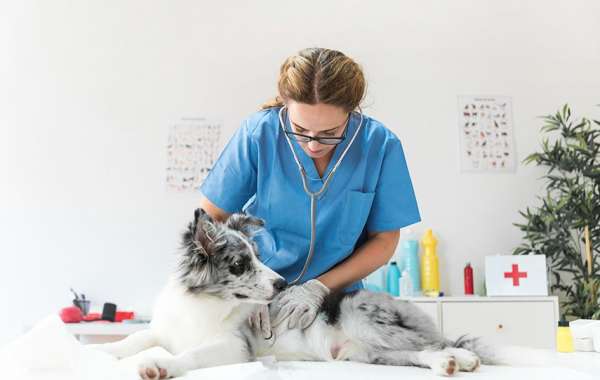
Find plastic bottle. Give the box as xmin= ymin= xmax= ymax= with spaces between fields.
xmin=365 ymin=265 xmax=387 ymax=292
xmin=464 ymin=263 xmax=474 ymax=295
xmin=386 ymin=261 xmax=401 ymax=297
xmin=420 ymin=229 xmax=440 ymax=297
xmin=378 ymin=265 xmax=387 ymax=290
xmin=400 ymin=228 xmax=421 ymax=295
xmin=399 ymin=269 xmax=413 ymax=297
xmin=556 ymin=320 xmax=575 ymax=353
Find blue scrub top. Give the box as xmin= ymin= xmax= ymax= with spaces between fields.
xmin=199 ymin=107 xmax=421 ymax=291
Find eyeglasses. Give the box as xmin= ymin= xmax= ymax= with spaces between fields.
xmin=284 ymin=115 xmax=350 ymax=146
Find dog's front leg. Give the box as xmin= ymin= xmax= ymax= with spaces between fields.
xmin=137 ymin=336 xmax=249 ymax=379
xmin=89 ymin=329 xmax=158 ymax=359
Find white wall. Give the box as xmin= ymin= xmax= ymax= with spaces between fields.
xmin=2 ymin=0 xmax=599 ymax=345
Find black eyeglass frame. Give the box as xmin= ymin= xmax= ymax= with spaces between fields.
xmin=284 ymin=114 xmax=350 ymax=146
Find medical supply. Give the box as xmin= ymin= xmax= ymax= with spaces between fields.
xmin=420 ymin=229 xmax=440 ymax=297
xmin=400 ymin=230 xmax=421 ymax=295
xmin=399 ymin=269 xmax=413 ymax=297
xmin=386 ymin=261 xmax=400 ymax=296
xmin=279 ymin=106 xmax=364 ymax=284
xmin=365 ymin=266 xmax=386 ymax=292
xmin=571 ymin=319 xmax=600 ymax=352
xmin=556 ymin=320 xmax=575 ymax=353
xmin=464 ymin=263 xmax=474 ymax=295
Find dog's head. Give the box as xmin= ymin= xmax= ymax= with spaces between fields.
xmin=178 ymin=208 xmax=287 ymax=303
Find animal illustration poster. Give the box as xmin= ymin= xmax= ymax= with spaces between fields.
xmin=458 ymin=96 xmax=516 ymax=172
xmin=166 ymin=117 xmax=221 ymax=191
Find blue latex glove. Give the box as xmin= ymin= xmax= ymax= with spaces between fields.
xmin=271 ymin=279 xmax=330 ymax=330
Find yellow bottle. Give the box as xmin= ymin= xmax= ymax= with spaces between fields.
xmin=420 ymin=229 xmax=440 ymax=297
xmin=556 ymin=320 xmax=574 ymax=353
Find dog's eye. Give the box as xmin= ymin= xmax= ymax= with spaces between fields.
xmin=229 ymin=260 xmax=246 ymax=276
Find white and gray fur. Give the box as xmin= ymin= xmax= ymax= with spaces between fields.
xmin=90 ymin=209 xmax=494 ymax=379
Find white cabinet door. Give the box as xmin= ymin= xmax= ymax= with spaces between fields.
xmin=441 ymin=301 xmax=556 ymax=349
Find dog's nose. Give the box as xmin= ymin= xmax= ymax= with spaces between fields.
xmin=273 ymin=278 xmax=288 ymax=292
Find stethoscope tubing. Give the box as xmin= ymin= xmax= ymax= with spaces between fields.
xmin=278 ymin=106 xmax=364 ymax=284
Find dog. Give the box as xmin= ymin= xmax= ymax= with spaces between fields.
xmin=91 ymin=209 xmax=494 ymax=378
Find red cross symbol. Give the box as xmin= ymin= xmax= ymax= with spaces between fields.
xmin=504 ymin=264 xmax=527 ymax=286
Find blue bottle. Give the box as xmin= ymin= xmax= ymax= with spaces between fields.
xmin=401 ymin=237 xmax=422 ymax=295
xmin=386 ymin=261 xmax=401 ymax=296
xmin=365 ymin=266 xmax=386 ymax=292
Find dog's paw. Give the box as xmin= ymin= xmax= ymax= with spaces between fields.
xmin=137 ymin=357 xmax=185 ymax=380
xmin=444 ymin=348 xmax=480 ymax=372
xmin=429 ymin=352 xmax=459 ymax=377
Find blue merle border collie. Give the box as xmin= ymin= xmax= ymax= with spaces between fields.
xmin=91 ymin=209 xmax=494 ymax=379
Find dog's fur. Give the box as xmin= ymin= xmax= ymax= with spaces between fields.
xmin=91 ymin=209 xmax=494 ymax=378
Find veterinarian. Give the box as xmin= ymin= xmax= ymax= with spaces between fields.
xmin=199 ymin=48 xmax=420 ymax=334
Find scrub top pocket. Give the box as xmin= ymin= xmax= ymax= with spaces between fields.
xmin=338 ymin=190 xmax=375 ymax=246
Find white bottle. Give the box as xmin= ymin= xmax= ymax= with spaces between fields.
xmin=399 ymin=269 xmax=413 ymax=297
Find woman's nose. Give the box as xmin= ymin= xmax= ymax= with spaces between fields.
xmin=307 ymin=139 xmax=322 ymax=150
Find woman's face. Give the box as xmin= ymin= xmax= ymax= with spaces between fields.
xmin=286 ymin=101 xmax=349 ymax=159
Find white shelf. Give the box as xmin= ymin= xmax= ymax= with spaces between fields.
xmin=64 ymin=321 xmax=150 ymax=336
xmin=397 ymin=295 xmax=558 ymax=302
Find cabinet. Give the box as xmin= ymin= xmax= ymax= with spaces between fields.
xmin=403 ymin=296 xmax=559 ymax=349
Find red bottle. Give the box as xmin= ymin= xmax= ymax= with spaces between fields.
xmin=464 ymin=263 xmax=474 ymax=295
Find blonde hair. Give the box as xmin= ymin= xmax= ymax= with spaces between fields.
xmin=261 ymin=48 xmax=366 ymax=112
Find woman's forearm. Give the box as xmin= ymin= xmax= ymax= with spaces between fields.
xmin=317 ymin=230 xmax=400 ymax=292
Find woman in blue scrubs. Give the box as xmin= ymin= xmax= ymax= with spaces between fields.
xmin=199 ymin=48 xmax=420 ymax=336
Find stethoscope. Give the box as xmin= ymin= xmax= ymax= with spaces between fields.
xmin=278 ymin=105 xmax=364 ymax=284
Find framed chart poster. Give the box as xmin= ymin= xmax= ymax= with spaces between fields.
xmin=458 ymin=95 xmax=517 ymax=173
xmin=166 ymin=117 xmax=222 ymax=192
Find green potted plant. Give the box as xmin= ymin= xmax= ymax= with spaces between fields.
xmin=513 ymin=104 xmax=600 ymax=319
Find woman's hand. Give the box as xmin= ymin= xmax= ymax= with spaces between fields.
xmin=248 ymin=304 xmax=272 ymax=339
xmin=271 ymin=279 xmax=330 ymax=329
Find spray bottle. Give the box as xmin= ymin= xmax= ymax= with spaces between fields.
xmin=464 ymin=263 xmax=474 ymax=295
xmin=420 ymin=229 xmax=440 ymax=297
xmin=400 ymin=228 xmax=421 ymax=295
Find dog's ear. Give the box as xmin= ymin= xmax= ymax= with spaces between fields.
xmin=178 ymin=208 xmax=224 ymax=292
xmin=226 ymin=213 xmax=265 ymax=237
xmin=193 ymin=208 xmax=213 ymax=227
xmin=182 ymin=208 xmax=220 ymax=256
